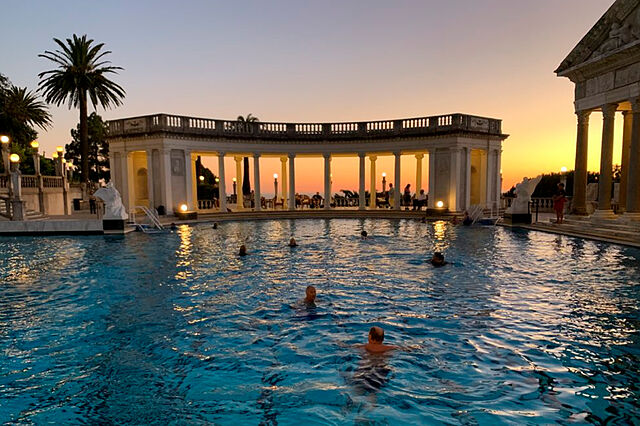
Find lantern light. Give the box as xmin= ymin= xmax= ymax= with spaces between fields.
xmin=52 ymin=152 xmax=58 ymax=159
xmin=30 ymin=141 xmax=39 ymax=149
xmin=180 ymin=204 xmax=188 ymax=212
xmin=9 ymin=154 xmax=20 ymax=163
xmin=436 ymin=201 xmax=444 ymax=208
xmin=0 ymin=135 xmax=9 ymax=144
xmin=273 ymin=173 xmax=278 ymax=179
xmin=199 ymin=175 xmax=205 ymax=182
xmin=56 ymin=146 xmax=64 ymax=153
xmin=232 ymin=177 xmax=237 ymax=182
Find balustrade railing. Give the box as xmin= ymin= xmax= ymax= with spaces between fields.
xmin=43 ymin=176 xmax=64 ymax=188
xmin=21 ymin=175 xmax=38 ymax=188
xmin=107 ymin=112 xmax=503 ymax=140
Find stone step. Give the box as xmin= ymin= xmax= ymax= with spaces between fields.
xmin=537 ymin=221 xmax=640 ymax=242
xmin=553 ymin=217 xmax=640 ymax=233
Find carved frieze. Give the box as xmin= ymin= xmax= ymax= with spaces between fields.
xmin=469 ymin=117 xmax=489 ymax=131
xmin=124 ymin=118 xmax=147 ymax=133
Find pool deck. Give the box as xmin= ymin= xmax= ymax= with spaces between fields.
xmin=501 ymin=213 xmax=640 ymax=249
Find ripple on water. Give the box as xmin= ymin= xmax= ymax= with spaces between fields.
xmin=0 ymin=220 xmax=639 ymax=424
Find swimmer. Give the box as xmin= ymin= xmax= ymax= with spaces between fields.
xmin=361 ymin=230 xmax=368 ymax=239
xmin=362 ymin=326 xmax=398 ymax=354
xmin=170 ymin=223 xmax=177 ymax=231
xmin=420 ymin=217 xmax=427 ymax=224
xmin=304 ymin=285 xmax=316 ymax=305
xmin=289 ymin=237 xmax=298 ymax=247
xmin=430 ymin=252 xmax=448 ymax=267
xmin=213 ymin=222 xmax=218 ymax=229
xmin=239 ymin=244 xmax=247 ymax=256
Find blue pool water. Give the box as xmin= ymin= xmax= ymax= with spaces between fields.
xmin=1 ymin=219 xmax=639 ymax=424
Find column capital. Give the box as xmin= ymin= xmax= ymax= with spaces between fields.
xmin=323 ymin=153 xmax=331 ymax=159
xmin=369 ymin=155 xmax=377 ymax=161
xmin=253 ymin=153 xmax=261 ymax=159
xmin=280 ymin=156 xmax=287 ymax=163
xmin=602 ymin=103 xmax=618 ymax=119
xmin=234 ymin=155 xmax=243 ymax=162
xmin=415 ymin=153 xmax=424 ymax=160
xmin=393 ymin=151 xmax=401 ymax=157
xmin=358 ymin=152 xmax=366 ymax=158
xmin=288 ymin=153 xmax=296 ymax=159
xmin=576 ymin=110 xmax=591 ymax=123
xmin=218 ymin=151 xmax=226 ymax=157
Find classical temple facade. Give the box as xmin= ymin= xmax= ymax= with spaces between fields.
xmin=105 ymin=113 xmax=506 ymax=215
xmin=556 ymin=0 xmax=640 ymax=220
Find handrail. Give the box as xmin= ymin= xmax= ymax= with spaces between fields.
xmin=130 ymin=205 xmax=164 ymax=231
xmin=106 ymin=112 xmax=504 ymax=140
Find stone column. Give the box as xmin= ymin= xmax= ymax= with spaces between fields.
xmin=625 ymin=99 xmax=640 ymax=219
xmin=253 ymin=154 xmax=261 ymax=211
xmin=280 ymin=157 xmax=288 ymax=208
xmin=234 ymin=156 xmax=243 ymax=211
xmin=160 ymin=149 xmax=173 ymax=214
xmin=449 ymin=148 xmax=461 ymax=211
xmin=619 ymin=110 xmax=633 ymax=213
xmin=146 ymin=149 xmax=155 ymax=209
xmin=218 ymin=152 xmax=227 ymax=212
xmin=288 ymin=154 xmax=296 ymax=211
xmin=495 ymin=149 xmax=502 ymax=212
xmin=428 ymin=150 xmax=436 ymax=208
xmin=185 ymin=150 xmax=195 ymax=211
xmin=415 ymin=153 xmax=424 ymax=193
xmin=369 ymin=155 xmax=377 ymax=209
xmin=464 ymin=148 xmax=472 ymax=211
xmin=393 ymin=152 xmax=401 ymax=210
xmin=593 ymin=103 xmax=618 ymax=219
xmin=323 ymin=153 xmax=331 ymax=210
xmin=124 ymin=152 xmax=134 ymax=211
xmin=573 ymin=110 xmax=591 ymax=215
xmin=358 ymin=153 xmax=366 ymax=210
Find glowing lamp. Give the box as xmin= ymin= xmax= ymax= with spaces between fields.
xmin=436 ymin=200 xmax=444 ymax=208
xmin=9 ymin=154 xmax=20 ymax=163
xmin=56 ymin=146 xmax=64 ymax=153
xmin=215 ymin=177 xmax=220 ymax=183
xmin=52 ymin=152 xmax=58 ymax=159
xmin=232 ymin=177 xmax=237 ymax=182
xmin=180 ymin=204 xmax=188 ymax=212
xmin=382 ymin=172 xmax=386 ymax=177
xmin=199 ymin=175 xmax=205 ymax=182
xmin=62 ymin=158 xmax=66 ymax=164
xmin=273 ymin=173 xmax=278 ymax=179
xmin=30 ymin=141 xmax=39 ymax=149
xmin=0 ymin=135 xmax=9 ymax=144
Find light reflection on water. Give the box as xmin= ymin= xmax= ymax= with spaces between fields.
xmin=0 ymin=219 xmax=639 ymax=424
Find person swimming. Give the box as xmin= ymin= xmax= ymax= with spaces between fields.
xmin=304 ymin=285 xmax=316 ymax=305
xmin=362 ymin=326 xmax=398 ymax=354
xmin=361 ymin=231 xmax=368 ymax=239
xmin=239 ymin=244 xmax=247 ymax=256
xmin=213 ymin=222 xmax=218 ymax=229
xmin=430 ymin=252 xmax=448 ymax=267
xmin=289 ymin=237 xmax=298 ymax=247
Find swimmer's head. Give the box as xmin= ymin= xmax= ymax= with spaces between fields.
xmin=368 ymin=326 xmax=384 ymax=344
xmin=213 ymin=222 xmax=218 ymax=229
xmin=361 ymin=231 xmax=368 ymax=238
xmin=305 ymin=285 xmax=316 ymax=302
xmin=289 ymin=237 xmax=297 ymax=247
xmin=239 ymin=244 xmax=247 ymax=256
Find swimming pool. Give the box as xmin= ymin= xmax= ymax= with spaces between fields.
xmin=1 ymin=219 xmax=639 ymax=424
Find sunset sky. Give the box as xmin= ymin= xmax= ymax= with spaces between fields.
xmin=2 ymin=1 xmax=620 ymax=195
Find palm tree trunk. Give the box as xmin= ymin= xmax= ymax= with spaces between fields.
xmin=80 ymin=90 xmax=89 ymax=185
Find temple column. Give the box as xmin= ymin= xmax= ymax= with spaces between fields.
xmin=125 ymin=152 xmax=134 ymax=211
xmin=323 ymin=153 xmax=331 ymax=210
xmin=185 ymin=150 xmax=195 ymax=211
xmin=288 ymin=154 xmax=296 ymax=211
xmin=160 ymin=149 xmax=173 ymax=214
xmin=280 ymin=157 xmax=288 ymax=208
xmin=449 ymin=148 xmax=461 ymax=211
xmin=234 ymin=156 xmax=244 ymax=211
xmin=146 ymin=149 xmax=155 ymax=209
xmin=624 ymin=99 xmax=640 ymax=219
xmin=619 ymin=110 xmax=633 ymax=213
xmin=428 ymin=150 xmax=436 ymax=208
xmin=218 ymin=152 xmax=227 ymax=212
xmin=572 ymin=110 xmax=591 ymax=215
xmin=593 ymin=103 xmax=618 ymax=219
xmin=253 ymin=154 xmax=261 ymax=211
xmin=494 ymin=149 xmax=502 ymax=211
xmin=369 ymin=155 xmax=377 ymax=209
xmin=393 ymin=152 xmax=401 ymax=210
xmin=415 ymin=153 xmax=424 ymax=194
xmin=358 ymin=153 xmax=366 ymax=210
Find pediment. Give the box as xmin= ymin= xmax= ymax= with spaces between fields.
xmin=556 ymin=0 xmax=640 ymax=76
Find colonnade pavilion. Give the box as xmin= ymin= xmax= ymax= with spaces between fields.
xmin=105 ymin=113 xmax=507 ymax=215
xmin=557 ymin=0 xmax=640 ymax=221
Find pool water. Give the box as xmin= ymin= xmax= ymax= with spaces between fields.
xmin=1 ymin=219 xmax=639 ymax=424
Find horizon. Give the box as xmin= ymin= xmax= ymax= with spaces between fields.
xmin=2 ymin=0 xmax=619 ymax=194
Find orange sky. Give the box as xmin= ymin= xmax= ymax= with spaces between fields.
xmin=3 ymin=1 xmax=618 ymax=195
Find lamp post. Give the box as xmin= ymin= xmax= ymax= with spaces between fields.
xmin=232 ymin=177 xmax=237 ymax=198
xmin=30 ymin=141 xmax=40 ymax=175
xmin=382 ymin=172 xmax=387 ymax=193
xmin=199 ymin=175 xmax=205 ymax=183
xmin=8 ymin=154 xmax=24 ymax=220
xmin=56 ymin=146 xmax=64 ymax=177
xmin=1 ymin=135 xmax=10 ymax=174
xmin=274 ymin=173 xmax=278 ymax=201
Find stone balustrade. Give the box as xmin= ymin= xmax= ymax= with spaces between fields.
xmin=107 ymin=113 xmax=503 ymax=140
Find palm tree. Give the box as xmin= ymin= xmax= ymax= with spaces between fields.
xmin=237 ymin=114 xmax=259 ymax=196
xmin=0 ymin=86 xmax=52 ymax=133
xmin=38 ymin=34 xmax=125 ymax=185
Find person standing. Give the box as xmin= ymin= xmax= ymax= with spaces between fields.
xmin=552 ymin=182 xmax=567 ymax=224
xmin=403 ymin=184 xmax=412 ymax=210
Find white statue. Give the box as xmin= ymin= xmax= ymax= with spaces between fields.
xmin=506 ymin=175 xmax=542 ymax=214
xmin=94 ymin=181 xmax=128 ymax=220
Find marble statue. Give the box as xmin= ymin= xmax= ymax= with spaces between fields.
xmin=94 ymin=182 xmax=128 ymax=220
xmin=506 ymin=175 xmax=543 ymax=214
